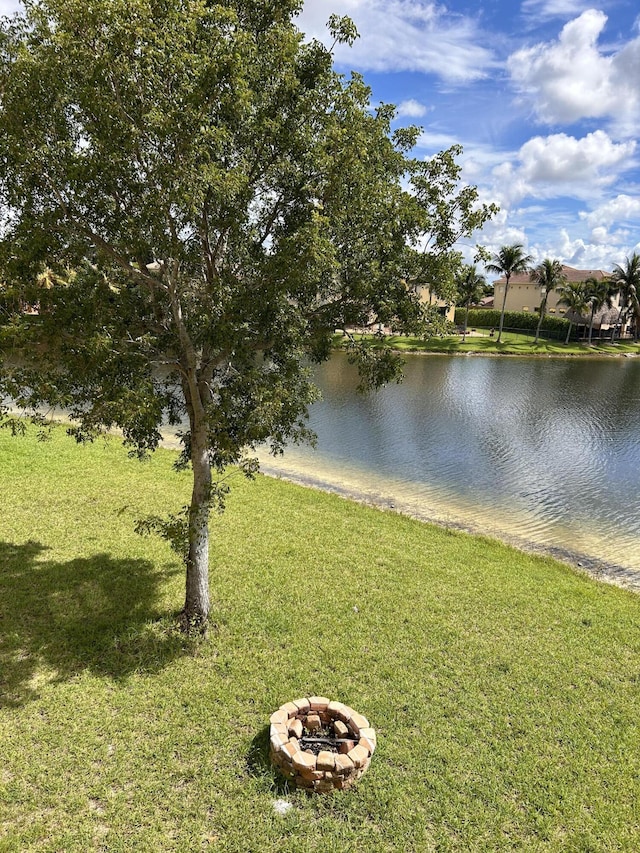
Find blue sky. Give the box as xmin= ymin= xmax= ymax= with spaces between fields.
xmin=1 ymin=0 xmax=638 ymax=273
xmin=298 ymin=0 xmax=640 ymax=273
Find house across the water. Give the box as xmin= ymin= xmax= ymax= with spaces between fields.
xmin=493 ymin=265 xmax=630 ymax=338
xmin=416 ymin=286 xmax=456 ymax=322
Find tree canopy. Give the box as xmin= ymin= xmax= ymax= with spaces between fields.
xmin=583 ymin=275 xmax=615 ymax=345
xmin=557 ymin=281 xmax=590 ymax=344
xmin=0 ymin=0 xmax=496 ymax=627
xmin=485 ymin=244 xmax=533 ymax=344
xmin=529 ymin=258 xmax=566 ymax=344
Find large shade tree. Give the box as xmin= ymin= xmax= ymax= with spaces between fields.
xmin=0 ymin=0 xmax=495 ymax=628
xmin=485 ymin=244 xmax=533 ymax=344
xmin=529 ymin=258 xmax=566 ymax=344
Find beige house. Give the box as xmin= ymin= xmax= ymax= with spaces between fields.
xmin=416 ymin=286 xmax=456 ymax=322
xmin=494 ymin=266 xmax=608 ymax=313
xmin=493 ymin=265 xmax=629 ymax=335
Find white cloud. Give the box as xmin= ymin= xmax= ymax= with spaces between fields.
xmin=521 ymin=0 xmax=593 ymax=19
xmin=518 ymin=131 xmax=635 ymax=185
xmin=416 ymin=129 xmax=460 ymax=151
xmin=579 ymin=194 xmax=640 ymax=229
xmin=508 ymin=10 xmax=640 ymax=126
xmin=505 ymin=227 xmax=623 ymax=270
xmin=494 ymin=220 xmax=637 ymax=271
xmin=483 ymin=221 xmax=528 ymax=250
xmin=299 ymin=0 xmax=495 ymax=83
xmin=411 ymin=130 xmax=638 ymax=272
xmin=396 ymin=98 xmax=429 ymax=118
xmin=589 ymin=226 xmax=609 ymax=245
xmin=490 ymin=131 xmax=635 ymax=207
xmin=555 ymin=228 xmax=621 ymax=267
xmin=415 ymin=134 xmax=511 ymax=177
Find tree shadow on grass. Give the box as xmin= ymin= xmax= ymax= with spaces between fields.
xmin=0 ymin=540 xmax=190 ymax=708
xmin=425 ymin=339 xmax=462 ymax=352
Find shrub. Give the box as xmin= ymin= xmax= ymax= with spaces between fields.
xmin=454 ymin=308 xmax=571 ymax=337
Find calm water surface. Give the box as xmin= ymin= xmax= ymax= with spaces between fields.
xmin=258 ymin=353 xmax=640 ymax=584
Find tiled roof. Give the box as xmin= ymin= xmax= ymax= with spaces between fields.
xmin=496 ymin=265 xmax=610 ymax=286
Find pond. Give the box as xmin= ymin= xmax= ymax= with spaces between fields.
xmin=257 ymin=352 xmax=640 ymax=589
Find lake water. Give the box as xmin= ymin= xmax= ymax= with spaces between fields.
xmin=256 ymin=352 xmax=640 ymax=590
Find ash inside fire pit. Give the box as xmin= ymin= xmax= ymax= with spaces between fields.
xmin=269 ymin=696 xmax=376 ymax=793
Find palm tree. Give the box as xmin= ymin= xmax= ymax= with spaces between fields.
xmin=529 ymin=259 xmax=566 ymax=344
xmin=455 ymin=264 xmax=486 ymax=343
xmin=557 ymin=281 xmax=590 ymax=344
xmin=610 ymin=253 xmax=640 ymax=341
xmin=584 ymin=276 xmax=615 ymax=345
xmin=485 ymin=244 xmax=533 ymax=344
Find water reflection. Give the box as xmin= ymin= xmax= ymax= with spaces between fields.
xmin=258 ymin=353 xmax=640 ymax=587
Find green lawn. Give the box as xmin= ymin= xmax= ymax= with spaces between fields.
xmin=1 ymin=426 xmax=639 ymax=851
xmin=336 ymin=331 xmax=640 ymax=357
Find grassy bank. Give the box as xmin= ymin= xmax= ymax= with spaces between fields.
xmin=1 ymin=426 xmax=639 ymax=851
xmin=336 ymin=331 xmax=640 ymax=357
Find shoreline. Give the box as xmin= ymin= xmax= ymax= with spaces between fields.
xmin=392 ymin=348 xmax=640 ymax=359
xmin=334 ymin=344 xmax=640 ymax=360
xmin=257 ymin=459 xmax=640 ymax=596
xmin=8 ymin=412 xmax=640 ymax=596
xmin=335 ymin=331 xmax=640 ymax=360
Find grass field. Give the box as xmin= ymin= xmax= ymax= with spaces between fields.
xmin=337 ymin=331 xmax=640 ymax=357
xmin=1 ymin=426 xmax=639 ymax=851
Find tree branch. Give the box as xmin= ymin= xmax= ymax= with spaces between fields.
xmin=200 ymin=196 xmax=217 ymax=285
xmin=166 ymin=261 xmax=207 ymax=425
xmin=44 ymin=173 xmax=165 ymax=290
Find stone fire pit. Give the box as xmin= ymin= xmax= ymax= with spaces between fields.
xmin=269 ymin=696 xmax=376 ymax=793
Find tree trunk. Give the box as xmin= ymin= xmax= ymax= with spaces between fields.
xmin=167 ymin=265 xmax=213 ymax=630
xmin=462 ymin=306 xmax=468 ymax=343
xmin=565 ymin=322 xmax=572 ymax=345
xmin=183 ymin=414 xmax=212 ymax=628
xmin=611 ymin=306 xmax=624 ymax=342
xmin=497 ymin=277 xmax=509 ymax=344
xmin=534 ymin=299 xmax=545 ymax=344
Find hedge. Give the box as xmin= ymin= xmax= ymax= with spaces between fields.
xmin=454 ymin=308 xmax=570 ymax=336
